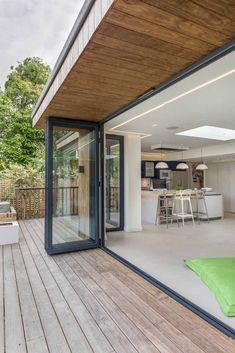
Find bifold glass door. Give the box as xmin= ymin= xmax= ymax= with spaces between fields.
xmin=45 ymin=118 xmax=99 ymax=254
xmin=105 ymin=134 xmax=124 ymax=231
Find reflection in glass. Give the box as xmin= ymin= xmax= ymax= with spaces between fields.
xmin=52 ymin=126 xmax=96 ymax=247
xmin=106 ymin=136 xmax=122 ymax=230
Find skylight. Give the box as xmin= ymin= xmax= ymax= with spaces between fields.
xmin=176 ymin=126 xmax=235 ymax=141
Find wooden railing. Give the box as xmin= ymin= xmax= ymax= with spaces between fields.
xmin=15 ymin=186 xmax=79 ymax=220
xmin=15 ymin=185 xmax=118 ymax=220
xmin=53 ymin=186 xmax=79 ymax=217
xmin=16 ymin=187 xmax=45 ymax=220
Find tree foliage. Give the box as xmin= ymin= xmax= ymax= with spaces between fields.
xmin=0 ymin=162 xmax=44 ymax=188
xmin=0 ymin=57 xmax=51 ymax=169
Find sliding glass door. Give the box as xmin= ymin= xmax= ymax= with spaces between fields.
xmin=105 ymin=134 xmax=124 ymax=232
xmin=45 ymin=118 xmax=99 ymax=254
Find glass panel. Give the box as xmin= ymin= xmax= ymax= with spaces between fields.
xmin=52 ymin=124 xmax=96 ymax=248
xmin=145 ymin=161 xmax=155 ymax=177
xmin=105 ymin=135 xmax=123 ymax=230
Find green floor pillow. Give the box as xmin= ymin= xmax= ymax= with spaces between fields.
xmin=185 ymin=257 xmax=235 ymax=316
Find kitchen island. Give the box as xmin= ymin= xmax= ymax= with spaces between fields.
xmin=141 ymin=190 xmax=224 ymax=224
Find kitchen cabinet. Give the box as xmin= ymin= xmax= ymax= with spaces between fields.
xmin=141 ymin=161 xmax=187 ymax=178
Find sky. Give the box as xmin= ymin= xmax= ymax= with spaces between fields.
xmin=0 ymin=0 xmax=85 ymax=88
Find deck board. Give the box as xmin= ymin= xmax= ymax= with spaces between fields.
xmin=0 ymin=247 xmax=4 ymax=353
xmin=12 ymin=243 xmax=49 ymax=353
xmin=4 ymin=245 xmax=27 ymax=353
xmin=0 ymin=219 xmax=234 ymax=353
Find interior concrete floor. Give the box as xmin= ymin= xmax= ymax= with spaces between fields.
xmin=106 ymin=214 xmax=235 ymax=330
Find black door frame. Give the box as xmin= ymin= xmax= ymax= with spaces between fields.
xmin=45 ymin=117 xmax=100 ymax=255
xmin=99 ymin=41 xmax=235 ymax=339
xmin=105 ymin=134 xmax=124 ymax=232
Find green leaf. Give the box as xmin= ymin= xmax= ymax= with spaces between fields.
xmin=0 ymin=57 xmax=51 ymax=170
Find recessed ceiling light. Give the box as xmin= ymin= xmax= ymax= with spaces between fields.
xmin=108 ymin=129 xmax=151 ymax=139
xmin=166 ymin=126 xmax=179 ymax=130
xmin=152 ymin=123 xmax=158 ymax=127
xmin=177 ymin=126 xmax=235 ymax=141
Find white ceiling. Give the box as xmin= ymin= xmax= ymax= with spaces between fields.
xmin=105 ymin=50 xmax=235 ymax=158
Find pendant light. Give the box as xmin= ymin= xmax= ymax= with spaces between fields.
xmin=176 ymin=162 xmax=189 ymax=170
xmin=176 ymin=147 xmax=189 ymax=170
xmin=155 ymin=161 xmax=169 ymax=169
xmin=196 ymin=147 xmax=208 ymax=170
xmin=196 ymin=163 xmax=208 ymax=170
xmin=155 ymin=144 xmax=169 ymax=169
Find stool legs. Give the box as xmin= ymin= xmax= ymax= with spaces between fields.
xmin=181 ymin=198 xmax=185 ymax=226
xmin=188 ymin=198 xmax=195 ymax=225
xmin=166 ymin=197 xmax=169 ymax=228
xmin=156 ymin=195 xmax=174 ymax=227
xmin=171 ymin=198 xmax=179 ymax=227
xmin=155 ymin=197 xmax=160 ymax=225
xmin=174 ymin=197 xmax=194 ymax=226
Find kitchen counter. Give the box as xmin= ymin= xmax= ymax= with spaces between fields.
xmin=141 ymin=190 xmax=224 ymax=224
xmin=141 ymin=191 xmax=159 ymax=224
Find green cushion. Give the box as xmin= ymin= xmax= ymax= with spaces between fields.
xmin=185 ymin=258 xmax=235 ymax=316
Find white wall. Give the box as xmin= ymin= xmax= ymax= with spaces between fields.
xmin=206 ymin=161 xmax=235 ymax=212
xmin=124 ymin=135 xmax=142 ymax=232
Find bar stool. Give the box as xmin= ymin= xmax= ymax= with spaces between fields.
xmin=191 ymin=190 xmax=209 ymax=224
xmin=155 ymin=191 xmax=174 ymax=228
xmin=172 ymin=190 xmax=194 ymax=226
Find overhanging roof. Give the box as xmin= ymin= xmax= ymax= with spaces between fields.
xmin=33 ymin=0 xmax=235 ymax=128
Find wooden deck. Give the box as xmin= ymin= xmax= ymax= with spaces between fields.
xmin=0 ymin=219 xmax=234 ymax=353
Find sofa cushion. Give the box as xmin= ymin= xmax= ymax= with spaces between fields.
xmin=185 ymin=257 xmax=235 ymax=316
xmin=0 ymin=202 xmax=11 ymax=213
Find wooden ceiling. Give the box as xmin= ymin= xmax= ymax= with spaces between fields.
xmin=34 ymin=0 xmax=235 ymax=127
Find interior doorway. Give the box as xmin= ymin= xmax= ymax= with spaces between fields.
xmin=105 ymin=134 xmax=124 ymax=232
